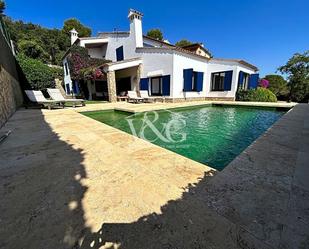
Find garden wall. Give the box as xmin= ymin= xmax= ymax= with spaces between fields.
xmin=0 ymin=31 xmax=24 ymax=128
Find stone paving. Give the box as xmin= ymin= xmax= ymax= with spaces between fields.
xmin=0 ymin=102 xmax=308 ymax=249
xmin=68 ymin=100 xmax=296 ymax=114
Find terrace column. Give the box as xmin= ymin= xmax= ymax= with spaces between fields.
xmin=135 ymin=63 xmax=143 ymax=92
xmin=107 ymin=70 xmax=117 ymax=102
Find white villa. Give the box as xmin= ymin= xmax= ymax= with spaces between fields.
xmin=63 ymin=9 xmax=259 ymax=102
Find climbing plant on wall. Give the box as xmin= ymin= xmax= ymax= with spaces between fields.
xmin=67 ymin=45 xmax=111 ymax=80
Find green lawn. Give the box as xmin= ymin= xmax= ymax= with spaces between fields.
xmin=64 ymin=100 xmax=107 ymax=107
xmin=85 ymin=100 xmax=107 ymax=104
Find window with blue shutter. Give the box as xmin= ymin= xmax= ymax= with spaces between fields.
xmin=238 ymin=71 xmax=244 ymax=88
xmin=162 ymin=75 xmax=170 ymax=96
xmin=248 ymin=74 xmax=259 ymax=89
xmin=223 ymin=70 xmax=233 ymax=91
xmin=116 ymin=46 xmax=124 ymax=61
xmin=72 ymin=81 xmax=79 ymax=94
xmin=140 ymin=78 xmax=149 ymax=90
xmin=196 ymin=72 xmax=204 ymax=92
xmin=65 ymin=84 xmax=70 ymax=94
xmin=183 ymin=68 xmax=193 ymax=91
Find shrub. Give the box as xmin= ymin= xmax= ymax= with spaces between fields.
xmin=259 ymin=79 xmax=269 ymax=88
xmin=236 ymin=87 xmax=277 ymax=102
xmin=264 ymin=75 xmax=289 ymax=99
xmin=17 ymin=39 xmax=49 ymax=62
xmin=50 ymin=66 xmax=64 ymax=79
xmin=16 ymin=54 xmax=55 ymax=91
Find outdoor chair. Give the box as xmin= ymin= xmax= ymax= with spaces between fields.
xmin=139 ymin=90 xmax=156 ymax=103
xmin=47 ymin=88 xmax=85 ymax=108
xmin=25 ymin=90 xmax=61 ymax=110
xmin=127 ymin=91 xmax=144 ymax=103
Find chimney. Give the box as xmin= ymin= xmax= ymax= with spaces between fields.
xmin=70 ymin=28 xmax=78 ymax=45
xmin=128 ymin=9 xmax=143 ymax=48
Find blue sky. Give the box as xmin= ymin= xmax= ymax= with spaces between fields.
xmin=5 ymin=0 xmax=309 ymax=76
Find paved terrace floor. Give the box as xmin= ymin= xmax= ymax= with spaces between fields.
xmin=0 ymin=101 xmax=308 ymax=249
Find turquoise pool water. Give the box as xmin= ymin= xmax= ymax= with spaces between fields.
xmin=82 ymin=105 xmax=285 ymax=170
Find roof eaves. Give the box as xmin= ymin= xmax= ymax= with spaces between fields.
xmin=180 ymin=43 xmax=212 ymax=57
xmin=143 ymin=35 xmax=175 ymax=47
xmin=98 ymin=31 xmax=130 ymax=35
xmin=211 ymin=58 xmax=258 ymax=71
xmin=136 ymin=47 xmax=210 ymax=61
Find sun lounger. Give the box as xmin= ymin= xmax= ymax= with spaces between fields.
xmin=25 ymin=90 xmax=61 ymax=110
xmin=47 ymin=88 xmax=85 ymax=107
xmin=139 ymin=90 xmax=156 ymax=103
xmin=127 ymin=91 xmax=144 ymax=103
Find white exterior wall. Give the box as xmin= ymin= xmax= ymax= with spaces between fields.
xmin=206 ymin=62 xmax=238 ymax=99
xmin=129 ymin=16 xmax=143 ymax=48
xmin=143 ymin=37 xmax=172 ymax=48
xmin=172 ymin=53 xmax=208 ymax=99
xmin=63 ymin=57 xmax=72 ymax=95
xmin=87 ymin=45 xmax=107 ymax=59
xmin=137 ymin=49 xmax=174 ymax=91
xmin=104 ymin=34 xmax=136 ymax=61
xmin=206 ymin=61 xmax=257 ymax=99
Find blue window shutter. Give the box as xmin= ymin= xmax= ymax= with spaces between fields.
xmin=196 ymin=72 xmax=204 ymax=92
xmin=72 ymin=81 xmax=79 ymax=94
xmin=162 ymin=75 xmax=170 ymax=96
xmin=75 ymin=81 xmax=80 ymax=94
xmin=238 ymin=71 xmax=244 ymax=87
xmin=183 ymin=68 xmax=193 ymax=91
xmin=223 ymin=70 xmax=233 ymax=91
xmin=65 ymin=84 xmax=70 ymax=94
xmin=140 ymin=78 xmax=149 ymax=90
xmin=116 ymin=46 xmax=124 ymax=61
xmin=249 ymin=74 xmax=259 ymax=89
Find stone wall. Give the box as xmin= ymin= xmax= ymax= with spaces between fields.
xmin=0 ymin=67 xmax=23 ymax=128
xmin=107 ymin=70 xmax=117 ymax=102
xmin=55 ymin=78 xmax=68 ymax=98
xmin=0 ymin=32 xmax=24 ymax=128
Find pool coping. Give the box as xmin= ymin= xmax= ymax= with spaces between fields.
xmin=114 ymin=101 xmax=295 ymax=114
xmin=72 ymin=100 xmax=296 ymax=115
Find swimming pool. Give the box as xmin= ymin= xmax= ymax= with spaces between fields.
xmin=82 ymin=105 xmax=285 ymax=170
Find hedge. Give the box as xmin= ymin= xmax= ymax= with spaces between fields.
xmin=16 ymin=54 xmax=56 ymax=91
xmin=236 ymin=87 xmax=277 ymax=102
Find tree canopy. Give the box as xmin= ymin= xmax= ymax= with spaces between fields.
xmin=264 ymin=74 xmax=289 ymax=99
xmin=17 ymin=39 xmax=49 ymax=62
xmin=175 ymin=39 xmax=193 ymax=47
xmin=4 ymin=16 xmax=71 ymax=65
xmin=0 ymin=0 xmax=5 ymax=15
xmin=62 ymin=18 xmax=91 ymax=37
xmin=278 ymin=50 xmax=309 ymax=102
xmin=146 ymin=29 xmax=163 ymax=40
xmin=4 ymin=16 xmax=92 ymax=65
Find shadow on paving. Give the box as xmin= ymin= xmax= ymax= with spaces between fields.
xmin=79 ymin=170 xmax=273 ymax=249
xmin=0 ymin=109 xmax=92 ymax=248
